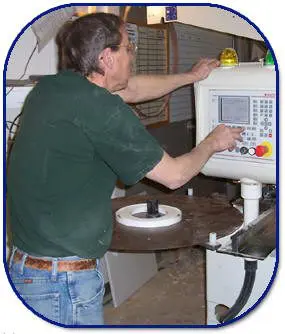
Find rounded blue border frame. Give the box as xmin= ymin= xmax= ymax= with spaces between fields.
xmin=2 ymin=2 xmax=280 ymax=329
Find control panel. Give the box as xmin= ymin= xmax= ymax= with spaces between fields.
xmin=209 ymin=90 xmax=275 ymax=161
xmin=194 ymin=63 xmax=276 ymax=184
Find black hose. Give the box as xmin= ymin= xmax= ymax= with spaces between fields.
xmin=219 ymin=259 xmax=258 ymax=323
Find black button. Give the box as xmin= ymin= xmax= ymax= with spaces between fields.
xmin=240 ymin=147 xmax=248 ymax=155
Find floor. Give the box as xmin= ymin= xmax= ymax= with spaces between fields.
xmin=104 ymin=247 xmax=206 ymax=325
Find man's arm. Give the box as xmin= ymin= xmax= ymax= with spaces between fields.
xmin=146 ymin=125 xmax=243 ymax=190
xmin=114 ymin=58 xmax=219 ymax=104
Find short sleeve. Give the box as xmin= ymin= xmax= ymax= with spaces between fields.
xmin=82 ymin=94 xmax=164 ymax=185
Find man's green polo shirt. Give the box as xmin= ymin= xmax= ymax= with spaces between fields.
xmin=7 ymin=70 xmax=163 ymax=258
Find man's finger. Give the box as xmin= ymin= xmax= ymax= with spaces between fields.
xmin=208 ymin=60 xmax=220 ymax=69
xmin=231 ymin=127 xmax=245 ymax=133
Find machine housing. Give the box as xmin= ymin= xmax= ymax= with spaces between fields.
xmin=194 ymin=61 xmax=277 ymax=324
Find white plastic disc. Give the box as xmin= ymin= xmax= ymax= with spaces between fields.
xmin=115 ymin=203 xmax=182 ymax=228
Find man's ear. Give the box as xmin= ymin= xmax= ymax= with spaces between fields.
xmin=99 ymin=48 xmax=114 ymax=70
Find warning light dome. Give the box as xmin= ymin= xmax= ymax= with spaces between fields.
xmin=220 ymin=48 xmax=239 ymax=67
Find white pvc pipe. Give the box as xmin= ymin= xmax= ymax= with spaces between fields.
xmin=240 ymin=178 xmax=262 ymax=226
xmin=243 ymin=199 xmax=259 ymax=225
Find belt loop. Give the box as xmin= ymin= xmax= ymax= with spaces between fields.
xmin=8 ymin=246 xmax=17 ymax=269
xmin=19 ymin=253 xmax=28 ymax=275
xmin=51 ymin=259 xmax=58 ymax=281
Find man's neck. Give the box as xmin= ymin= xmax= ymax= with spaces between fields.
xmin=87 ymin=73 xmax=114 ymax=92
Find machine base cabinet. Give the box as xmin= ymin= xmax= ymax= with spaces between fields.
xmin=206 ymin=249 xmax=276 ymax=324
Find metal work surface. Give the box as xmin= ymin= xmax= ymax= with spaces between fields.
xmin=217 ymin=206 xmax=276 ymax=260
xmin=110 ymin=195 xmax=243 ymax=251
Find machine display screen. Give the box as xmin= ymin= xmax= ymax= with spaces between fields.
xmin=219 ymin=96 xmax=250 ymax=124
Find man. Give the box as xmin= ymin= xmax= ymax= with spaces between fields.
xmin=7 ymin=13 xmax=243 ymax=325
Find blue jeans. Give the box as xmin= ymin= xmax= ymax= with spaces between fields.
xmin=8 ymin=247 xmax=105 ymax=326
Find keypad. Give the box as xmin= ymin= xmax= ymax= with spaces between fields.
xmin=212 ymin=97 xmax=274 ymax=157
xmin=256 ymin=98 xmax=274 ymax=139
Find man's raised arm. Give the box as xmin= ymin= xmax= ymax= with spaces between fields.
xmin=114 ymin=58 xmax=219 ymax=104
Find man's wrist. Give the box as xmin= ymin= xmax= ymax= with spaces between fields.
xmin=199 ymin=137 xmax=216 ymax=156
xmin=181 ymin=71 xmax=197 ymax=85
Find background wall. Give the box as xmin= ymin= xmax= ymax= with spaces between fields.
xmin=6 ymin=27 xmax=57 ymax=79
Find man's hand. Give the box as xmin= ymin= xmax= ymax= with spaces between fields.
xmin=204 ymin=124 xmax=244 ymax=153
xmin=189 ymin=58 xmax=220 ymax=82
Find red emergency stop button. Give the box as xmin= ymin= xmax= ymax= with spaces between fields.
xmin=255 ymin=145 xmax=268 ymax=157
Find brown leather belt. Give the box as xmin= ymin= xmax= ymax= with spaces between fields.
xmin=13 ymin=251 xmax=97 ymax=272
